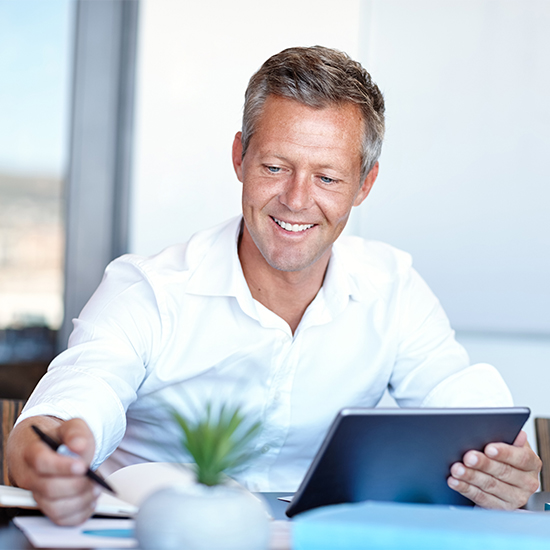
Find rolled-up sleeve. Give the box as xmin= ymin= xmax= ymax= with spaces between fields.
xmin=388 ymin=267 xmax=512 ymax=408
xmin=17 ymin=257 xmax=163 ymax=469
xmin=421 ymin=363 xmax=513 ymax=407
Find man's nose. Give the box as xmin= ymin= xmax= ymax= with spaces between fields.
xmin=279 ymin=173 xmax=312 ymax=212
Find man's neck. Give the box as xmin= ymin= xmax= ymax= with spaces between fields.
xmin=238 ymin=230 xmax=330 ymax=335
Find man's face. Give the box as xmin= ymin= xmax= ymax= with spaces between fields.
xmin=233 ymin=95 xmax=377 ymax=274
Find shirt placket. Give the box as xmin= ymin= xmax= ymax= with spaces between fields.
xmin=247 ymin=328 xmax=301 ymax=491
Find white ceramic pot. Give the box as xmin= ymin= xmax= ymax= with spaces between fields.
xmin=135 ymin=482 xmax=270 ymax=550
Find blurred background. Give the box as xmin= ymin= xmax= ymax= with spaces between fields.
xmin=0 ymin=0 xmax=548 ymax=443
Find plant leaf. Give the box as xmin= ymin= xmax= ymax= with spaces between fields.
xmin=170 ymin=400 xmax=261 ymax=486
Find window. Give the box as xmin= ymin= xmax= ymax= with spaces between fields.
xmin=0 ymin=0 xmax=138 ymax=399
xmin=0 ymin=0 xmax=72 ymax=383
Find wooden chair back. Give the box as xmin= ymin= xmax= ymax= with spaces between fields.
xmin=0 ymin=399 xmax=25 ymax=485
xmin=535 ymin=417 xmax=550 ymax=492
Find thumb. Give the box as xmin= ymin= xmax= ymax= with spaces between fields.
xmin=513 ymin=430 xmax=528 ymax=448
xmin=56 ymin=418 xmax=95 ymax=464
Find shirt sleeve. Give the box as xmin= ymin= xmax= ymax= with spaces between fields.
xmin=16 ymin=256 xmax=163 ymax=469
xmin=387 ymin=266 xmax=513 ymax=408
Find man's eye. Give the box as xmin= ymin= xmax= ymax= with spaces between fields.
xmin=320 ymin=176 xmax=335 ymax=184
xmin=267 ymin=166 xmax=280 ymax=173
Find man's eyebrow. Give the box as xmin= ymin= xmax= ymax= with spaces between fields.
xmin=257 ymin=147 xmax=358 ymax=175
xmin=261 ymin=153 xmax=287 ymax=161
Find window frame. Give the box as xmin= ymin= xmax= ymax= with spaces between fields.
xmin=60 ymin=0 xmax=139 ymax=350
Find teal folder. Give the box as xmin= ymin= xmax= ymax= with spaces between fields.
xmin=292 ymin=500 xmax=550 ymax=550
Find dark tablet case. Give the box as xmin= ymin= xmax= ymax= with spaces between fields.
xmin=286 ymin=407 xmax=530 ymax=517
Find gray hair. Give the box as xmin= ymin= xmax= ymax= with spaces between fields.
xmin=242 ymin=46 xmax=385 ymax=180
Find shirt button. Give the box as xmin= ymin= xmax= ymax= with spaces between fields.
xmin=274 ymin=391 xmax=281 ymax=401
xmin=261 ymin=445 xmax=270 ymax=454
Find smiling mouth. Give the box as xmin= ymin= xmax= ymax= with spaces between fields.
xmin=272 ymin=217 xmax=315 ymax=233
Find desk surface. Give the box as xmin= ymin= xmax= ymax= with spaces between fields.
xmin=0 ymin=493 xmax=292 ymax=550
xmin=1 ymin=491 xmax=549 ymax=550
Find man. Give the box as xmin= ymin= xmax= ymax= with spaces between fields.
xmin=7 ymin=46 xmax=540 ymax=526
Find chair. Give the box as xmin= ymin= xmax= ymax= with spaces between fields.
xmin=535 ymin=417 xmax=550 ymax=492
xmin=0 ymin=399 xmax=25 ymax=485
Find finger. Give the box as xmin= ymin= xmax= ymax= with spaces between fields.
xmin=34 ymin=487 xmax=100 ymax=526
xmin=447 ymin=475 xmax=514 ymax=510
xmin=461 ymin=451 xmax=528 ymax=488
xmin=482 ymin=440 xmax=541 ymax=473
xmin=56 ymin=419 xmax=96 ymax=464
xmin=451 ymin=451 xmax=538 ymax=500
xmin=513 ymin=430 xmax=528 ymax=447
xmin=24 ymin=440 xmax=87 ymax=477
xmin=31 ymin=473 xmax=97 ymax=501
xmin=448 ymin=456 xmax=537 ymax=508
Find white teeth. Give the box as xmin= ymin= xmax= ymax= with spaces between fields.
xmin=273 ymin=218 xmax=314 ymax=232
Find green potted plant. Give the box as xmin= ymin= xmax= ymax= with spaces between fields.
xmin=135 ymin=401 xmax=269 ymax=550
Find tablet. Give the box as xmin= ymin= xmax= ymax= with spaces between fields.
xmin=286 ymin=407 xmax=530 ymax=517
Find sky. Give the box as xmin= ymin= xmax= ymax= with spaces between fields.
xmin=0 ymin=0 xmax=72 ymax=177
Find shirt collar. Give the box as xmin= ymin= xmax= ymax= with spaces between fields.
xmin=297 ymin=243 xmax=359 ymax=330
xmin=186 ymin=215 xmax=248 ymax=299
xmin=186 ymin=215 xmax=360 ymax=325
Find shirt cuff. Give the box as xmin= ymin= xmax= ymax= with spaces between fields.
xmin=16 ymin=367 xmax=128 ymax=469
xmin=420 ymin=363 xmax=514 ymax=408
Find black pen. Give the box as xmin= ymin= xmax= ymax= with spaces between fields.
xmin=31 ymin=424 xmax=116 ymax=495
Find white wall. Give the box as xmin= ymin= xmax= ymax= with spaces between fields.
xmin=356 ymin=0 xmax=550 ymax=334
xmin=130 ymin=0 xmax=361 ymax=256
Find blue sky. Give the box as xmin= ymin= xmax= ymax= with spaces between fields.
xmin=0 ymin=0 xmax=72 ymax=176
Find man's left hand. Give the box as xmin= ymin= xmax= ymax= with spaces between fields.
xmin=447 ymin=430 xmax=541 ymax=509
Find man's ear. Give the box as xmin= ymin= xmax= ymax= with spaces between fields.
xmin=232 ymin=132 xmax=244 ymax=182
xmin=353 ymin=162 xmax=379 ymax=207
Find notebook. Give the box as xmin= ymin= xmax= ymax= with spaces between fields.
xmin=0 ymin=462 xmax=202 ymax=517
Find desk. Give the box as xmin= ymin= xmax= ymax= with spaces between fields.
xmin=0 ymin=509 xmax=34 ymax=549
xmin=1 ymin=492 xmax=549 ymax=549
xmin=0 ymin=493 xmax=292 ymax=550
xmin=260 ymin=492 xmax=292 ymax=520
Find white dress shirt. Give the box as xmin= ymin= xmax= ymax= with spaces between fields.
xmin=19 ymin=216 xmax=512 ymax=492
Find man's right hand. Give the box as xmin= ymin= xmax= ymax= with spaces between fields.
xmin=7 ymin=416 xmax=99 ymax=525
